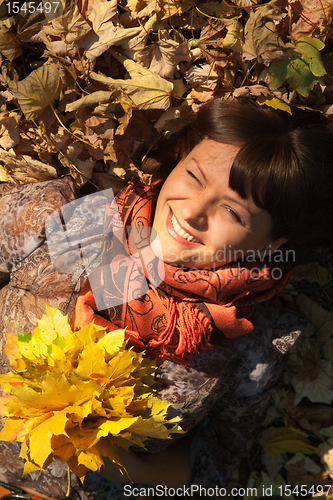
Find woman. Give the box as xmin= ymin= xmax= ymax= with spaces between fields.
xmin=0 ymin=98 xmax=332 ymax=498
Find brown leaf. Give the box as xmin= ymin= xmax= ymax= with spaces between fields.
xmin=286 ymin=454 xmax=322 ymax=487
xmin=0 ymin=89 xmax=16 ymax=102
xmin=171 ymin=77 xmax=190 ymax=99
xmin=36 ymin=105 xmax=58 ymax=133
xmin=292 ymin=360 xmax=333 ymax=404
xmin=0 ymin=112 xmax=20 ymax=150
xmin=287 ymin=337 xmax=322 ymax=381
xmin=154 ymin=103 xmax=194 ymax=133
xmin=119 ymin=15 xmax=158 ymax=55
xmin=90 ymin=53 xmax=173 ymax=110
xmin=129 ymin=166 xmax=153 ymax=186
xmin=43 ymin=0 xmax=65 ymax=21
xmin=195 ymin=1 xmax=238 ymax=19
xmin=290 ymin=405 xmax=333 ymax=434
xmin=114 ymin=92 xmax=133 ymax=135
xmin=320 ymin=339 xmax=333 ymax=361
xmin=103 ymin=140 xmax=118 ymax=163
xmin=199 ymin=18 xmax=244 ymax=59
xmin=233 ymin=84 xmax=272 ymax=98
xmin=146 ymin=30 xmax=190 ymax=79
xmin=127 ymin=0 xmax=161 ymax=18
xmin=190 ymin=88 xmax=215 ymax=102
xmin=3 ymin=60 xmax=61 ymax=120
xmin=14 ymin=123 xmax=55 ymax=158
xmin=233 ymin=0 xmax=260 ymax=5
xmin=296 ymin=294 xmax=333 ymax=341
xmin=82 ymin=26 xmax=143 ymax=63
xmin=84 ymin=115 xmax=115 ymax=142
xmin=185 ymin=64 xmax=219 ymax=90
xmin=78 ymin=2 xmax=141 ymax=62
xmin=290 ymin=262 xmax=329 ymax=286
xmin=81 ymin=0 xmax=109 ymax=20
xmin=59 ymin=143 xmax=97 ymax=185
xmin=48 ymin=40 xmax=78 ymax=59
xmin=91 ymin=172 xmax=127 ymax=192
xmin=123 ymin=109 xmax=156 ymax=142
xmin=160 ymin=0 xmax=194 ymax=18
xmin=243 ymin=0 xmax=297 ymax=65
xmin=65 ymin=91 xmax=113 ymax=113
xmin=104 ymin=135 xmax=136 ymax=173
xmin=42 ymin=48 xmax=78 ymax=92
xmin=207 ymin=54 xmax=237 ymax=89
xmin=51 ymin=4 xmax=92 ymax=42
xmin=0 ymin=150 xmax=57 ymax=183
xmin=0 ymin=30 xmax=22 ymax=61
xmin=261 ymin=451 xmax=286 ymax=480
xmin=16 ymin=10 xmax=45 ymax=43
xmin=290 ymin=0 xmax=333 ymax=41
xmin=87 ymin=0 xmax=118 ymax=26
xmin=322 ymin=52 xmax=333 ymax=85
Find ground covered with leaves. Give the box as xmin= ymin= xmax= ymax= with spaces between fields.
xmin=0 ymin=0 xmax=333 ymax=496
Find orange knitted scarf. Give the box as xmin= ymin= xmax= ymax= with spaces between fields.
xmin=73 ymin=179 xmax=291 ymax=364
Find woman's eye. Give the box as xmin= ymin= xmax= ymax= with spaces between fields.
xmin=225 ymin=206 xmax=244 ymax=225
xmin=186 ymin=170 xmax=201 ymax=184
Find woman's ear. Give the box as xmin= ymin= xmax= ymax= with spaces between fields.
xmin=262 ymin=237 xmax=289 ymax=253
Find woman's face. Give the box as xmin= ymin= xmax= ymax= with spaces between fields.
xmin=151 ymin=138 xmax=283 ymax=269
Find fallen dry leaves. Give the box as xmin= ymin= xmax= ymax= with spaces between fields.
xmin=0 ymin=0 xmax=333 ymax=187
xmin=245 ymin=292 xmax=333 ymax=497
xmin=0 ymin=0 xmax=333 ymax=494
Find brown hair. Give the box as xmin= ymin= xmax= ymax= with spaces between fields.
xmin=143 ymin=98 xmax=333 ymax=248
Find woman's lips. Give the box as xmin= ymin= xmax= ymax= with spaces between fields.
xmin=166 ymin=208 xmax=203 ymax=246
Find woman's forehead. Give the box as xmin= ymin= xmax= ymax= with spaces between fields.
xmin=185 ymin=139 xmax=240 ymax=169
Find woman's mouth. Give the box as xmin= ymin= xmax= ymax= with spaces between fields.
xmin=167 ymin=209 xmax=203 ymax=245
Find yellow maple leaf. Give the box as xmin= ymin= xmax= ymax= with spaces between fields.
xmin=0 ymin=306 xmax=184 ymax=482
xmin=0 ymin=418 xmax=25 ymax=442
xmin=105 ymin=349 xmax=141 ymax=387
xmin=29 ymin=409 xmax=70 ymax=467
xmin=76 ymin=338 xmax=113 ymax=379
xmin=106 ymin=386 xmax=135 ymax=414
xmin=98 ymin=329 xmax=125 ymax=357
xmin=52 ymin=435 xmax=77 ymax=463
xmin=36 ymin=305 xmax=72 ymax=343
xmin=260 ymin=426 xmax=318 ymax=456
xmin=97 ymin=416 xmax=140 ymax=438
xmin=77 ymin=446 xmax=105 ymax=472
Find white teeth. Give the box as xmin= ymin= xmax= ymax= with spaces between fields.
xmin=171 ymin=214 xmax=201 ymax=244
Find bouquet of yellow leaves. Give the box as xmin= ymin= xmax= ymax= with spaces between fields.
xmin=0 ymin=306 xmax=183 ymax=482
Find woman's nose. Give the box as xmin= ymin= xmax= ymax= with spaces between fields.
xmin=181 ymin=199 xmax=209 ymax=226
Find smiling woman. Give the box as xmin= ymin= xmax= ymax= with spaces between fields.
xmin=145 ymin=98 xmax=333 ymax=248
xmin=151 ymin=139 xmax=284 ymax=268
xmin=1 ymin=98 xmax=333 ymax=500
xmin=71 ymin=99 xmax=333 ymax=495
